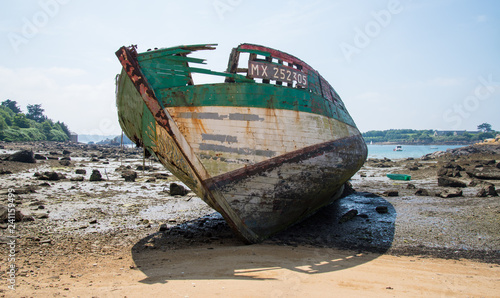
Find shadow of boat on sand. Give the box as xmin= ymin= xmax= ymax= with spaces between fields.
xmin=131 ymin=192 xmax=396 ymax=284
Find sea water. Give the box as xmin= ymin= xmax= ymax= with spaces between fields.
xmin=367 ymin=144 xmax=465 ymax=159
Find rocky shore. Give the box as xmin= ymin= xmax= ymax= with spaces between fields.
xmin=1 ymin=141 xmax=499 ymax=295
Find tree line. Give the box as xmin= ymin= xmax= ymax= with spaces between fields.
xmin=0 ymin=99 xmax=71 ymax=142
xmin=363 ymin=125 xmax=497 ymax=145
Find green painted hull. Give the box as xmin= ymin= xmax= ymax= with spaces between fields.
xmin=116 ymin=44 xmax=367 ymax=243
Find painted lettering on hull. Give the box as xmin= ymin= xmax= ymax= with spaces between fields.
xmin=248 ymin=61 xmax=307 ymax=87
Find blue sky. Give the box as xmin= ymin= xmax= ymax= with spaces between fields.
xmin=1 ymin=0 xmax=499 ymax=135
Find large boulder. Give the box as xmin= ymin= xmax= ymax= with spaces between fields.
xmin=415 ymin=188 xmax=430 ymax=196
xmin=7 ymin=150 xmax=36 ymax=163
xmin=37 ymin=171 xmax=66 ymax=181
xmin=169 ymin=183 xmax=188 ymax=196
xmin=466 ymin=168 xmax=500 ymax=180
xmin=89 ymin=169 xmax=103 ymax=182
xmin=437 ymin=177 xmax=466 ymax=188
xmin=438 ymin=189 xmax=463 ymax=198
xmin=478 ymin=185 xmax=499 ymax=197
xmin=121 ymin=170 xmax=137 ymax=182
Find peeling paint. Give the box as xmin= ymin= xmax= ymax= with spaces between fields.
xmin=202 ymin=133 xmax=238 ymax=144
xmin=179 ymin=112 xmax=228 ymax=120
xmin=229 ymin=113 xmax=264 ymax=121
xmin=199 ymin=143 xmax=276 ymax=158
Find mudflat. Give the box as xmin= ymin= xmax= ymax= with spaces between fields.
xmin=1 ymin=142 xmax=499 ymax=297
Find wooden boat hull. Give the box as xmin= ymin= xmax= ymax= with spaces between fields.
xmin=115 ymin=44 xmax=367 ymax=243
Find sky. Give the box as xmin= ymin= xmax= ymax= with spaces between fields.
xmin=1 ymin=0 xmax=499 ymax=135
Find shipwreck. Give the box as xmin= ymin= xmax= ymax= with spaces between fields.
xmin=115 ymin=43 xmax=367 ymax=243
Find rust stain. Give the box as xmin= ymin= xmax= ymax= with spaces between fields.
xmin=116 ymin=46 xmax=171 ymax=133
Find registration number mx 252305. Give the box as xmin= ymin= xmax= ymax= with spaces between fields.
xmin=248 ymin=61 xmax=307 ymax=87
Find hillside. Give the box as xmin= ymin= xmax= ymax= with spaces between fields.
xmin=0 ymin=100 xmax=71 ymax=142
xmin=362 ymin=129 xmax=497 ymax=145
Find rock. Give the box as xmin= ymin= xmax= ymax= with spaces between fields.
xmin=35 ymin=213 xmax=49 ymax=219
xmin=136 ymin=165 xmax=157 ymax=171
xmin=115 ymin=165 xmax=131 ymax=172
xmin=406 ymin=183 xmax=416 ymax=189
xmin=70 ymin=176 xmax=84 ymax=182
xmin=169 ymin=183 xmax=188 ymax=196
xmin=153 ymin=173 xmax=170 ymax=179
xmin=496 ymin=162 xmax=500 ymax=169
xmin=59 ymin=160 xmax=71 ymax=166
xmin=38 ymin=171 xmax=65 ymax=181
xmin=383 ymin=190 xmax=399 ymax=197
xmin=15 ymin=210 xmax=24 ymax=222
xmin=341 ymin=181 xmax=355 ymax=197
xmin=7 ymin=150 xmax=36 ymax=163
xmin=338 ymin=209 xmax=358 ymax=223
xmin=121 ymin=171 xmax=137 ymax=182
xmin=34 ymin=154 xmax=47 ymax=160
xmin=438 ymin=167 xmax=461 ymax=177
xmin=359 ymin=172 xmax=367 ymax=177
xmin=437 ymin=167 xmax=448 ymax=176
xmin=146 ymin=177 xmax=156 ymax=183
xmin=415 ymin=188 xmax=430 ymax=196
xmin=159 ymin=223 xmax=169 ymax=231
xmin=1 ymin=207 xmax=24 ymax=222
xmin=75 ymin=169 xmax=86 ymax=175
xmin=89 ymin=170 xmax=103 ymax=182
xmin=0 ymin=206 xmax=7 ymax=222
xmin=437 ymin=177 xmax=466 ymax=188
xmin=477 ymin=188 xmax=487 ymax=197
xmin=466 ymin=168 xmax=500 ymax=180
xmin=485 ymin=185 xmax=498 ymax=197
xmin=438 ymin=189 xmax=463 ymax=198
xmin=375 ymin=206 xmax=389 ymax=214
xmin=62 ymin=150 xmax=72 ymax=155
xmin=0 ymin=169 xmax=12 ymax=175
xmin=483 ymin=159 xmax=496 ymax=166
xmin=13 ymin=186 xmax=37 ymax=194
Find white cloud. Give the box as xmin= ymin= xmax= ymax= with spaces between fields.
xmin=0 ymin=66 xmax=121 ymax=135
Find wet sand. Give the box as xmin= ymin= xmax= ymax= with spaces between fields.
xmin=1 ymin=142 xmax=499 ymax=296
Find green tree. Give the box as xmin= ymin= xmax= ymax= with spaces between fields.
xmin=13 ymin=113 xmax=30 ymax=128
xmin=56 ymin=121 xmax=71 ymax=138
xmin=26 ymin=104 xmax=47 ymax=123
xmin=477 ymin=123 xmax=492 ymax=132
xmin=1 ymin=99 xmax=21 ymax=114
xmin=41 ymin=120 xmax=53 ymax=135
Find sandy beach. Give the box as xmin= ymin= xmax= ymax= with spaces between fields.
xmin=1 ymin=142 xmax=499 ymax=297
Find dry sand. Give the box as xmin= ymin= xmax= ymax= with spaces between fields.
xmin=11 ymin=245 xmax=500 ymax=297
xmin=1 ymin=142 xmax=499 ymax=297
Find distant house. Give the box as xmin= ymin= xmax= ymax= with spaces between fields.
xmin=433 ymin=130 xmax=480 ymax=136
xmin=69 ymin=132 xmax=78 ymax=143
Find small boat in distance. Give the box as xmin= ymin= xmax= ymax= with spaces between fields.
xmin=115 ymin=43 xmax=367 ymax=243
xmin=393 ymin=145 xmax=403 ymax=151
xmin=387 ymin=174 xmax=411 ymax=181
